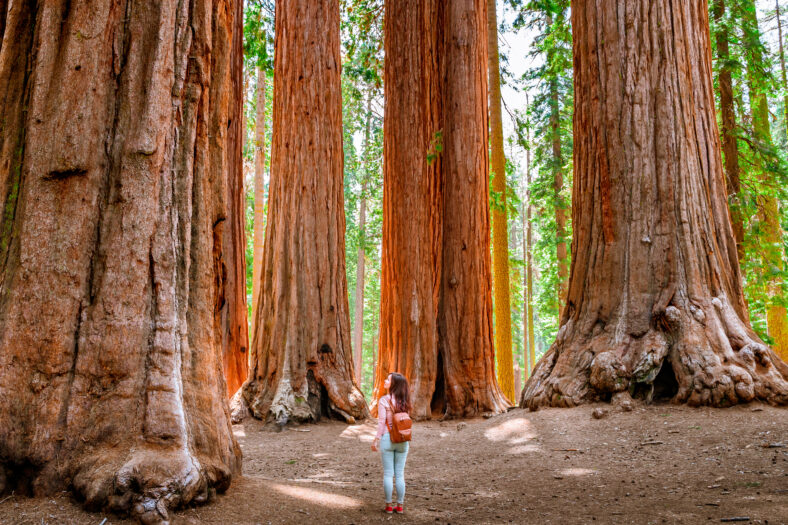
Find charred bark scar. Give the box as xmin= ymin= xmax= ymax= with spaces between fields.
xmin=44 ymin=168 xmax=88 ymax=181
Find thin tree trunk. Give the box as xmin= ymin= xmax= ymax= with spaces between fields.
xmin=743 ymin=1 xmax=788 ymax=363
xmin=714 ymin=0 xmax=745 ymax=261
xmin=0 ymin=0 xmax=244 ymax=520
xmin=353 ymin=93 xmax=372 ymax=384
xmin=487 ymin=0 xmax=514 ymax=402
xmin=777 ymin=0 xmax=788 ymax=142
xmin=524 ymin=97 xmax=536 ymax=380
xmin=252 ymin=66 xmax=267 ymax=336
xmin=242 ymin=0 xmax=368 ymax=425
xmin=522 ymin=0 xmax=788 ymax=409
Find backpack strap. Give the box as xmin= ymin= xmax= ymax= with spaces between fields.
xmin=383 ymin=396 xmax=395 ymax=434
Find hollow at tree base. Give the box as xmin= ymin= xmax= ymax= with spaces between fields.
xmin=242 ymin=368 xmax=367 ymax=427
xmin=522 ymin=299 xmax=788 ymax=410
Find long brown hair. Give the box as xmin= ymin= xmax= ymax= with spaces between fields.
xmin=388 ymin=372 xmax=412 ymax=414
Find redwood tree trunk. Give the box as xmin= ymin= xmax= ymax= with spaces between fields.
xmin=242 ymin=0 xmax=368 ymax=425
xmin=438 ymin=0 xmax=509 ymax=417
xmin=223 ymin=0 xmax=250 ymax=397
xmin=375 ymin=0 xmax=508 ymax=419
xmin=0 ymin=0 xmax=243 ymax=521
xmin=522 ymin=0 xmax=788 ymax=409
xmin=376 ymin=0 xmax=442 ymax=419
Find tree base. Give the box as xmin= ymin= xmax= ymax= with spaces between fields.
xmin=522 ymin=297 xmax=788 ymax=409
xmin=1 ymin=445 xmax=238 ymax=525
xmin=243 ymin=368 xmax=367 ymax=427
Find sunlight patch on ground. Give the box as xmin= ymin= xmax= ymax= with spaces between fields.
xmin=484 ymin=417 xmax=537 ymax=445
xmin=233 ymin=427 xmax=246 ymax=438
xmin=339 ymin=424 xmax=376 ymax=442
xmin=268 ymin=482 xmax=361 ymax=509
xmin=559 ymin=468 xmax=596 ymax=477
xmin=507 ymin=444 xmax=542 ymax=455
xmin=312 ymin=453 xmax=329 ymax=458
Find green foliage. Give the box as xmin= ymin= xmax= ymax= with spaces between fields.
xmin=710 ymin=0 xmax=788 ymax=343
xmin=506 ymin=0 xmax=573 ymax=357
xmin=243 ymin=0 xmax=274 ymax=71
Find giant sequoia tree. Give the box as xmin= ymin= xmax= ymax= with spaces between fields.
xmin=522 ymin=0 xmax=788 ymax=409
xmin=0 ymin=0 xmax=245 ymax=521
xmin=375 ymin=0 xmax=509 ymax=419
xmin=242 ymin=0 xmax=368 ymax=425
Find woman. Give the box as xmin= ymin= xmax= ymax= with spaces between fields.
xmin=371 ymin=372 xmax=411 ymax=514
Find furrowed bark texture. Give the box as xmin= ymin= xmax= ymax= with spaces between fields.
xmin=522 ymin=0 xmax=788 ymax=409
xmin=242 ymin=0 xmax=368 ymax=425
xmin=0 ymin=0 xmax=244 ymax=521
xmin=377 ymin=0 xmax=442 ymax=419
xmin=376 ymin=0 xmax=508 ymax=419
xmin=222 ymin=0 xmax=250 ymax=398
xmin=438 ymin=0 xmax=509 ymax=417
xmin=487 ymin=0 xmax=515 ymax=403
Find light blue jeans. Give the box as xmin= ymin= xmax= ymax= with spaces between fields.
xmin=380 ymin=432 xmax=409 ymax=504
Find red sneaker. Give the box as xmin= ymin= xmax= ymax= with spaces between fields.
xmin=385 ymin=505 xmax=394 ymax=514
xmin=395 ymin=505 xmax=404 ymax=514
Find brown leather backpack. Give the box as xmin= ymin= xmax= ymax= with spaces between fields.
xmin=385 ymin=398 xmax=412 ymax=443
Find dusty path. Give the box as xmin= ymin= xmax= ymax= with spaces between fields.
xmin=1 ymin=403 xmax=786 ymax=524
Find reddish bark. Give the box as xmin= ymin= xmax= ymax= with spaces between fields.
xmin=242 ymin=0 xmax=368 ymax=425
xmin=522 ymin=0 xmax=788 ymax=409
xmin=375 ymin=0 xmax=508 ymax=419
xmin=0 ymin=0 xmax=244 ymax=521
xmin=376 ymin=0 xmax=442 ymax=419
xmin=222 ymin=0 xmax=250 ymax=398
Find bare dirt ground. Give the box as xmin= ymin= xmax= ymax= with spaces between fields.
xmin=1 ymin=403 xmax=786 ymax=524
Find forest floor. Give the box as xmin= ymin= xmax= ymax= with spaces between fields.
xmin=1 ymin=403 xmax=786 ymax=524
